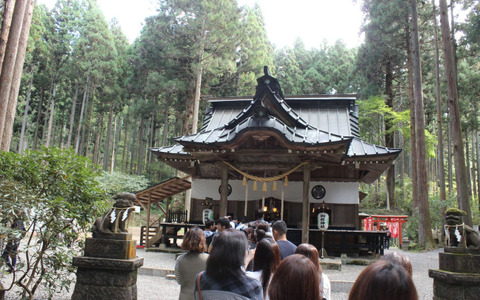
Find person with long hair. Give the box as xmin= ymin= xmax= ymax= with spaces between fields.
xmin=245 ymin=227 xmax=257 ymax=249
xmin=295 ymin=243 xmax=331 ymax=300
xmin=348 ymin=260 xmax=418 ymax=300
xmin=268 ymin=254 xmax=321 ymax=300
xmin=246 ymin=239 xmax=281 ymax=299
xmin=175 ymin=227 xmax=209 ymax=300
xmin=194 ymin=230 xmax=263 ymax=300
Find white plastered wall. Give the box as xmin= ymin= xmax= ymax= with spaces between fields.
xmin=192 ymin=179 xmax=359 ymax=204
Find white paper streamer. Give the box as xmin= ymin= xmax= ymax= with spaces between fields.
xmin=110 ymin=209 xmax=117 ymax=223
xmin=455 ymin=227 xmax=461 ymax=242
xmin=122 ymin=208 xmax=129 ymax=221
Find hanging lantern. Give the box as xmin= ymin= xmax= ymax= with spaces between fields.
xmin=262 ymin=182 xmax=267 ymax=192
xmin=253 ymin=181 xmax=257 ymax=191
xmin=273 ymin=181 xmax=277 ymax=191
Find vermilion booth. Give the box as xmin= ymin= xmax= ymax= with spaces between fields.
xmin=362 ymin=215 xmax=408 ymax=247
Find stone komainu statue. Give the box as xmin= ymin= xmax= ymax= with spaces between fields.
xmin=445 ymin=208 xmax=480 ymax=249
xmin=92 ymin=192 xmax=136 ymax=234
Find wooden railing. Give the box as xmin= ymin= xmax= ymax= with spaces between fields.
xmin=167 ymin=210 xmax=188 ymax=223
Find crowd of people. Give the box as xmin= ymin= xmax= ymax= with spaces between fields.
xmin=174 ymin=213 xmax=418 ymax=300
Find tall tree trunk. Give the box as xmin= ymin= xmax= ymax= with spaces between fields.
xmin=137 ymin=116 xmax=145 ymax=175
xmin=182 ymin=80 xmax=195 ymax=135
xmin=40 ymin=93 xmax=50 ymax=146
xmin=411 ymin=0 xmax=434 ymax=247
xmin=466 ymin=133 xmax=472 ymax=197
xmin=129 ymin=118 xmax=138 ymax=174
xmin=471 ymin=131 xmax=477 ymax=199
xmin=448 ymin=120 xmax=453 ymax=193
xmin=440 ymin=0 xmax=472 ymax=225
xmin=432 ymin=0 xmax=447 ymax=214
xmin=192 ymin=55 xmax=204 ymax=135
xmin=103 ymin=105 xmax=114 ymax=171
xmin=18 ymin=66 xmax=34 ymax=152
xmin=45 ymin=82 xmax=57 ymax=147
xmin=111 ymin=114 xmax=118 ymax=173
xmin=59 ymin=121 xmax=66 ymax=149
xmin=66 ymin=83 xmax=79 ymax=149
xmin=0 ymin=0 xmax=15 ymax=73
xmin=148 ymin=111 xmax=155 ymax=167
xmin=75 ymin=80 xmax=89 ymax=153
xmin=51 ymin=113 xmax=59 ymax=148
xmin=385 ymin=58 xmax=396 ymax=209
xmin=477 ymin=131 xmax=480 ymax=210
xmin=398 ymin=83 xmax=406 ymax=199
xmin=92 ymin=111 xmax=104 ymax=165
xmin=122 ymin=115 xmax=129 ymax=172
xmin=1 ymin=0 xmax=33 ymax=151
xmin=32 ymin=91 xmax=44 ymax=150
xmin=83 ymin=85 xmax=95 ymax=157
xmin=406 ymin=16 xmax=418 ymax=210
xmin=162 ymin=110 xmax=169 ymax=146
xmin=0 ymin=0 xmax=27 ymax=147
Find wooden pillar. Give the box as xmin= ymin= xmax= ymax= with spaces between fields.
xmin=166 ymin=197 xmax=170 ymax=221
xmin=302 ymin=163 xmax=311 ymax=243
xmin=244 ymin=181 xmax=248 ymax=217
xmin=184 ymin=177 xmax=192 ymax=222
xmin=146 ymin=193 xmax=151 ymax=246
xmin=281 ymin=182 xmax=285 ymax=220
xmin=219 ymin=164 xmax=229 ymax=217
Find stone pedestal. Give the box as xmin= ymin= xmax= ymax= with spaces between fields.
xmin=429 ymin=247 xmax=480 ymax=300
xmin=72 ymin=233 xmax=143 ymax=300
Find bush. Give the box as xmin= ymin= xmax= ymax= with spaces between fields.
xmin=0 ymin=147 xmax=108 ymax=299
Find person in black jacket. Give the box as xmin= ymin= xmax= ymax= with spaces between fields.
xmin=2 ymin=217 xmax=26 ymax=273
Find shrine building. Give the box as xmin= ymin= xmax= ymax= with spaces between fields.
xmin=149 ymin=67 xmax=401 ymax=254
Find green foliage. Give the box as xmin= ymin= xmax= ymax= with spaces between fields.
xmin=0 ymin=148 xmax=107 ymax=298
xmin=356 ymin=0 xmax=409 ymax=98
xmin=472 ymin=204 xmax=480 ymax=225
xmin=274 ymin=40 xmax=358 ymax=95
xmin=462 ymin=1 xmax=480 ymax=55
xmin=96 ymin=171 xmax=150 ymax=198
xmin=357 ymin=96 xmax=437 ymax=157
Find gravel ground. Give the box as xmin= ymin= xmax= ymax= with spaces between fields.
xmin=323 ymin=247 xmax=442 ymax=300
xmin=136 ymin=246 xmax=441 ymax=300
xmin=2 ymin=244 xmax=441 ymax=299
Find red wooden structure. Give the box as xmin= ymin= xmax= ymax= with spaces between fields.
xmin=363 ymin=215 xmax=408 ymax=246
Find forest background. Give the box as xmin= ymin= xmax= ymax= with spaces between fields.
xmin=1 ymin=0 xmax=480 ymax=248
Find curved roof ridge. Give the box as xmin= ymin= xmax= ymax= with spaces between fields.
xmin=223 ymin=66 xmax=310 ymax=130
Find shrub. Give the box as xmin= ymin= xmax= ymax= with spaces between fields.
xmin=0 ymin=147 xmax=108 ymax=299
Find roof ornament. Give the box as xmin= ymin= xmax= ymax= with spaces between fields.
xmin=254 ymin=66 xmax=285 ymax=100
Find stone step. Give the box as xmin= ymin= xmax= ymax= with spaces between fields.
xmin=138 ymin=267 xmax=174 ymax=277
xmin=319 ymin=258 xmax=342 ymax=271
